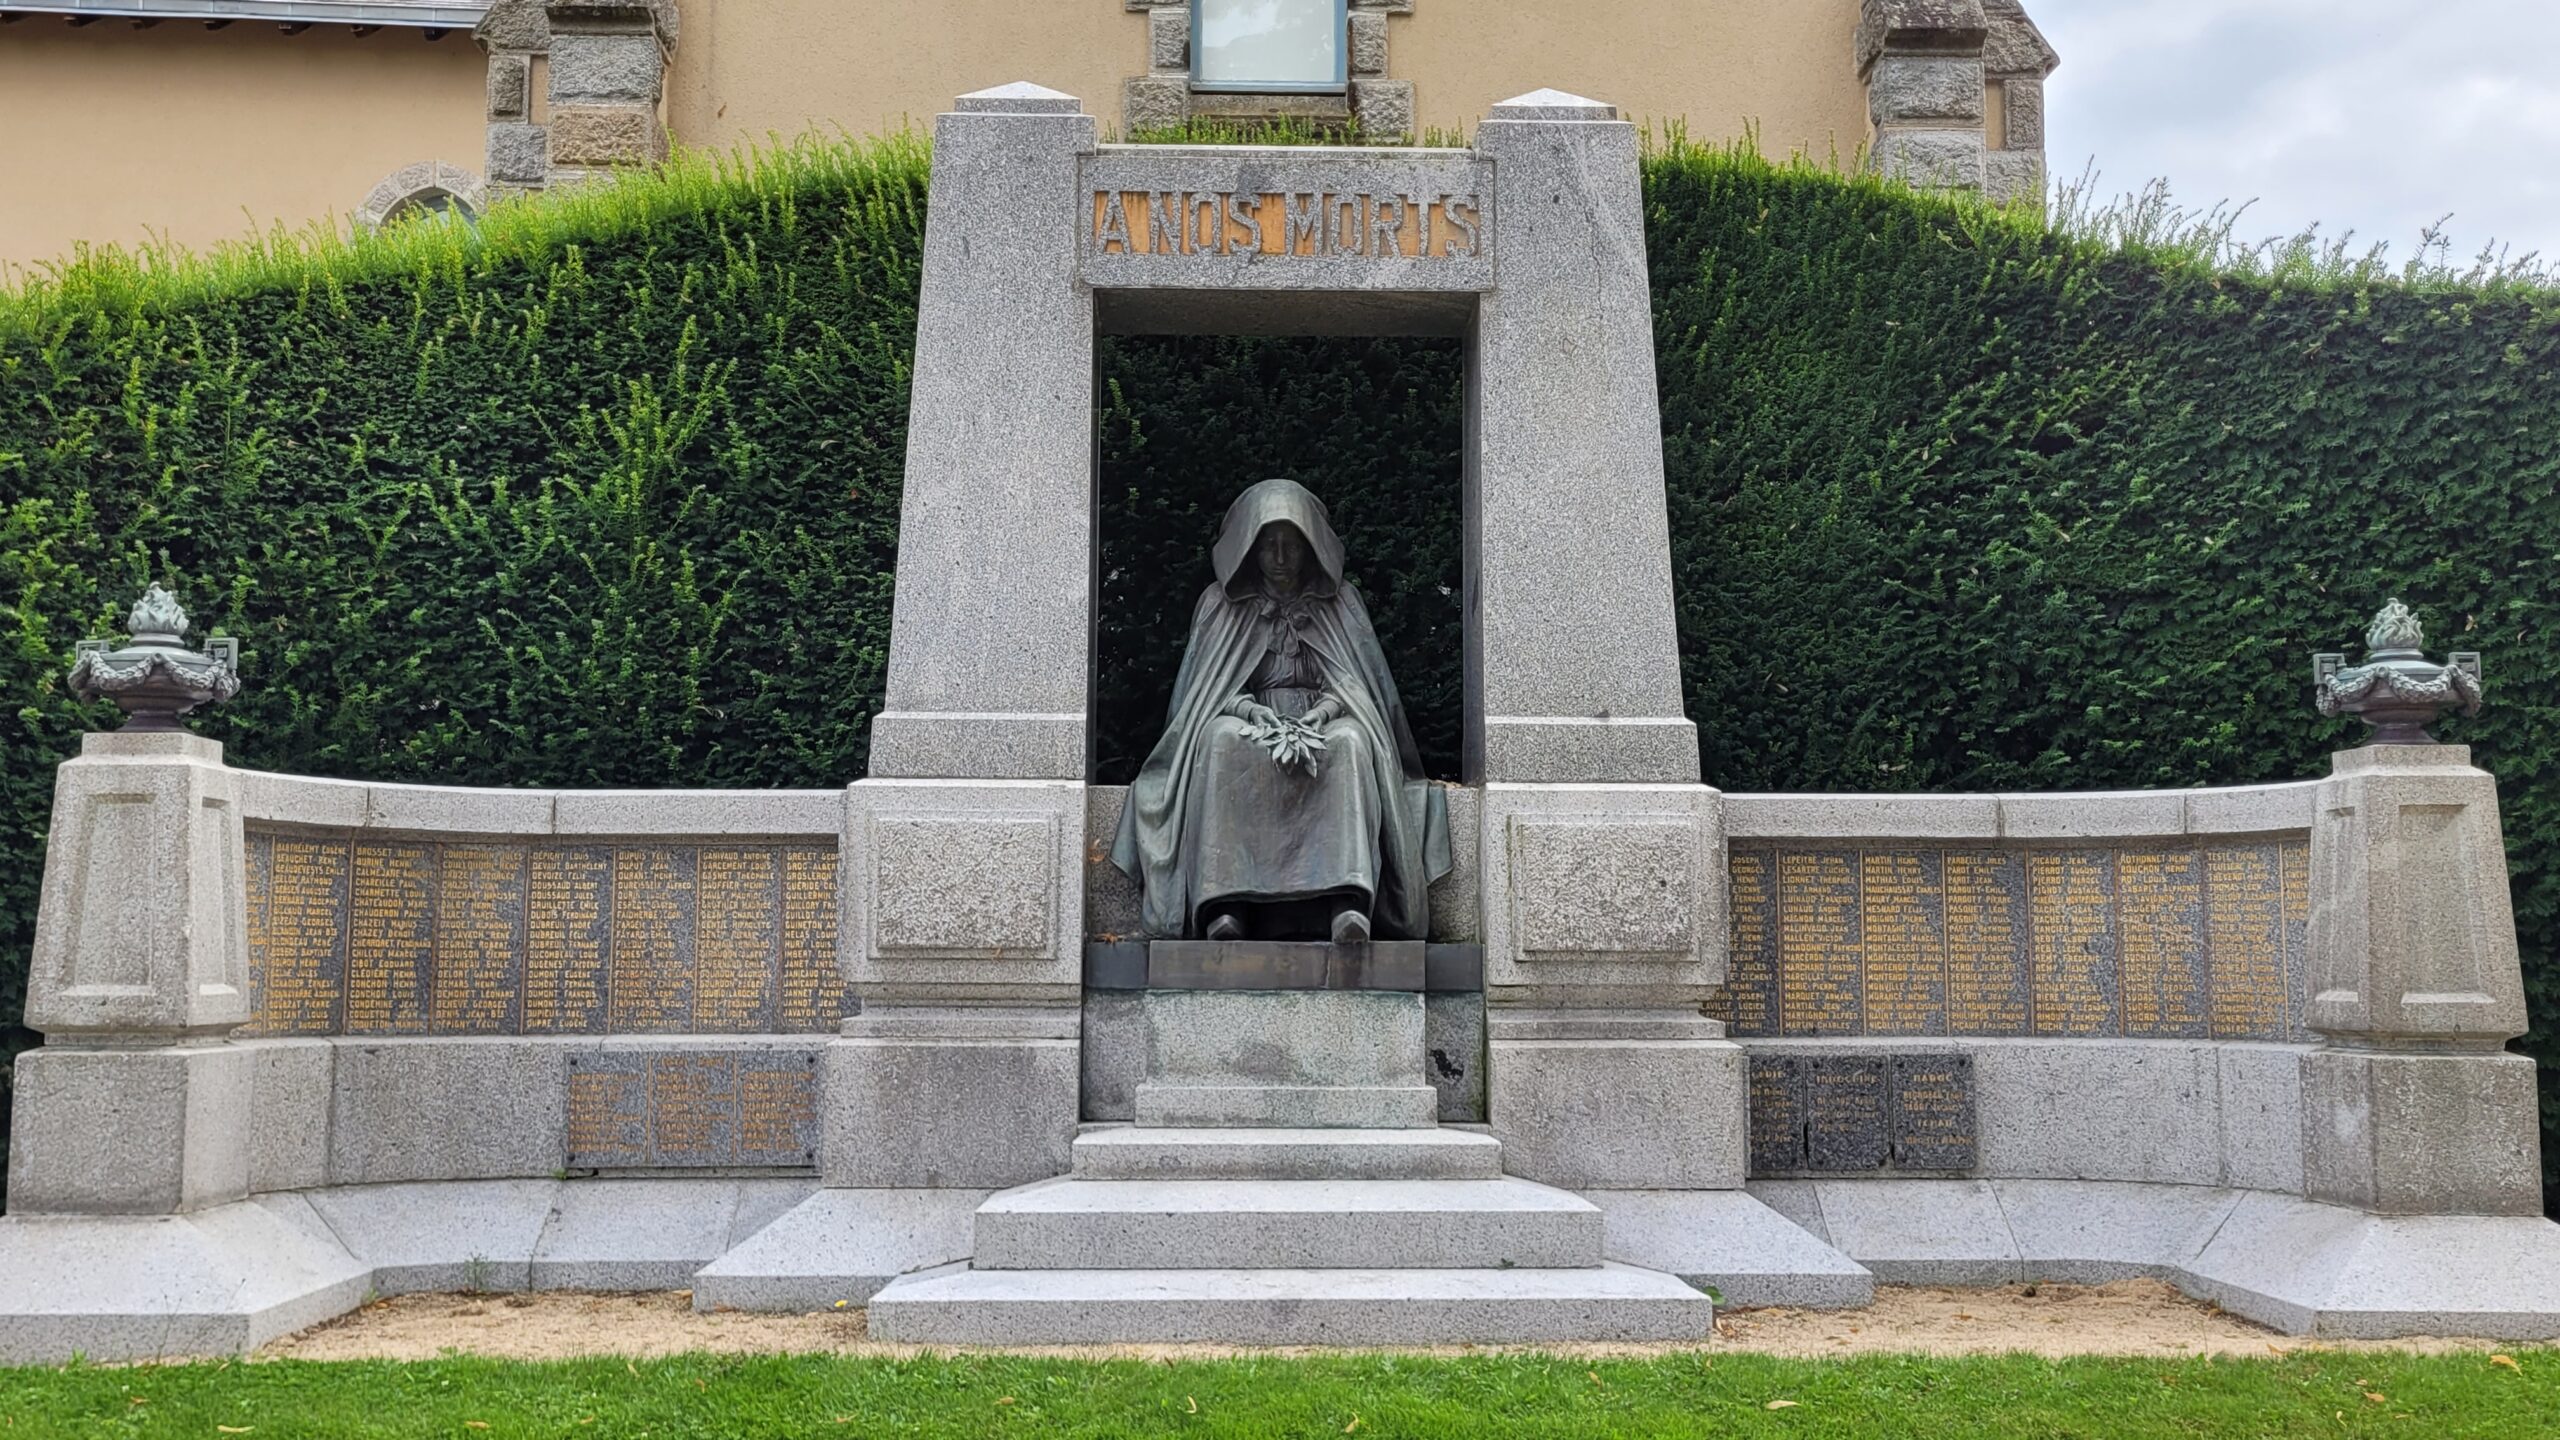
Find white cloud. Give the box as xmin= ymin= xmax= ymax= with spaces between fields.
xmin=2036 ymin=0 xmax=2559 ymax=263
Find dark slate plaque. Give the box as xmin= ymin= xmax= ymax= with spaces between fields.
xmin=1860 ymin=850 xmax=1946 ymax=1035
xmin=346 ymin=840 xmax=435 ymax=1035
xmin=1719 ymin=851 xmax=1781 ymax=1037
xmin=243 ymin=830 xmax=276 ymax=1037
xmin=1889 ymin=1052 xmax=1979 ymax=1170
xmin=2117 ymin=849 xmax=2209 ymax=1038
xmin=1943 ymin=850 xmax=2031 ymax=1036
xmin=1805 ymin=1055 xmax=1890 ymax=1171
xmin=1778 ymin=850 xmax=1863 ymax=1036
xmin=564 ymin=1049 xmax=821 ymax=1169
xmin=1748 ymin=1054 xmax=1808 ymax=1175
xmin=524 ymin=845 xmax=613 ymax=1035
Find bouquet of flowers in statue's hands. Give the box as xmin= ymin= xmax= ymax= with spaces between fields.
xmin=1245 ymin=706 xmax=1328 ymax=775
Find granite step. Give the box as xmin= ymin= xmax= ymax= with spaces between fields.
xmin=1070 ymin=1126 xmax=1504 ymax=1181
xmin=866 ymin=1261 xmax=1715 ymax=1345
xmin=1132 ymin=1083 xmax=1440 ymax=1128
xmin=973 ymin=1176 xmax=1603 ymax=1271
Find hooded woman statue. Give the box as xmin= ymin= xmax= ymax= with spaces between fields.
xmin=1111 ymin=478 xmax=1452 ymax=943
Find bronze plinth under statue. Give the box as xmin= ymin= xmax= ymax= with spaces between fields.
xmin=1111 ymin=479 xmax=1451 ymax=943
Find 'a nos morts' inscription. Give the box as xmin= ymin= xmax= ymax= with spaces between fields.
xmin=1078 ymin=152 xmax=1496 ymax=292
xmin=1712 ymin=840 xmax=2311 ymax=1041
xmin=243 ymin=833 xmax=844 ymax=1037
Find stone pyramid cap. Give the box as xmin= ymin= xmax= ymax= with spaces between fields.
xmin=1488 ymin=89 xmax=1619 ymax=122
xmin=956 ymin=82 xmax=1083 ymax=115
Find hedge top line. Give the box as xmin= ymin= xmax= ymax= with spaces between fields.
xmin=4 ymin=127 xmax=2553 ymax=342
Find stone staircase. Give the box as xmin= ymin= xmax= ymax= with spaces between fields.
xmin=865 ymin=986 xmax=1715 ymax=1344
xmin=865 ymin=1124 xmax=1716 ymax=1344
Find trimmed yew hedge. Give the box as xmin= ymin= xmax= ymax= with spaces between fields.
xmin=3 ymin=134 xmax=2554 ymax=1207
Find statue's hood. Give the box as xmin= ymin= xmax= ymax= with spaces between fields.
xmin=1211 ymin=478 xmax=1347 ymax=597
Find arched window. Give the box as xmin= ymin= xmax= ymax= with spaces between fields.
xmin=357 ymin=162 xmax=490 ymax=232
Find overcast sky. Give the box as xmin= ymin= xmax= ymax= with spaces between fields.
xmin=2036 ymin=0 xmax=2557 ymax=267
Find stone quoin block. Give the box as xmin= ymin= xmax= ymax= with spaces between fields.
xmin=547 ymin=106 xmax=664 ymax=167
xmin=1349 ymin=10 xmax=1390 ymax=75
xmin=486 ymin=122 xmax=550 ymax=185
xmin=1147 ymin=6 xmax=1187 ymax=73
xmin=547 ymin=33 xmax=664 ymax=106
xmin=1866 ymin=54 xmax=1986 ymax=125
xmin=487 ymin=53 xmax=531 ymax=119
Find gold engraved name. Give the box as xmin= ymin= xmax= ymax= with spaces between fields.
xmin=1090 ymin=189 xmax=1485 ymax=259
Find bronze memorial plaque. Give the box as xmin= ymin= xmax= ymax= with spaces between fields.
xmin=1716 ymin=840 xmax=2307 ymax=1042
xmin=243 ymin=835 xmax=842 ymax=1038
xmin=563 ymin=1049 xmax=822 ymax=1170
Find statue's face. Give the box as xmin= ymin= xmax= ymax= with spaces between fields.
xmin=1256 ymin=525 xmax=1310 ymax=593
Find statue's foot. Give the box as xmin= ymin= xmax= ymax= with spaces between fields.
xmin=1205 ymin=910 xmax=1247 ymax=942
xmin=1330 ymin=906 xmax=1372 ymax=945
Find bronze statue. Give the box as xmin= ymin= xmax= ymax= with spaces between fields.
xmin=1112 ymin=479 xmax=1451 ymax=942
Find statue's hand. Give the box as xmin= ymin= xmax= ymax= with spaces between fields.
xmin=1302 ymin=696 xmax=1342 ymax=728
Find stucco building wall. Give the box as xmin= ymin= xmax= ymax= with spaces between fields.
xmin=664 ymin=0 xmax=1864 ymax=155
xmin=0 ymin=25 xmax=485 ymax=271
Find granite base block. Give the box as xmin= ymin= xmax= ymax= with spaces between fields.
xmin=7 ymin=1043 xmax=254 ymax=1215
xmin=0 ymin=1196 xmax=369 ymax=1363
xmin=691 ymin=1188 xmax=992 ymax=1312
xmin=2184 ymin=1191 xmax=2560 ymax=1339
xmin=972 ymin=1176 xmax=1603 ymax=1271
xmin=1587 ymin=1189 xmax=1874 ymax=1308
xmin=823 ymin=1033 xmax=1079 ymax=1188
xmin=1488 ymin=1036 xmax=1745 ymax=1189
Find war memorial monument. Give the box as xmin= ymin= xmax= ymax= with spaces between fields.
xmin=1 ymin=82 xmax=2556 ymax=1357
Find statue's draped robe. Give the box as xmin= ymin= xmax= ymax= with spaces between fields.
xmin=1112 ymin=480 xmax=1451 ymax=940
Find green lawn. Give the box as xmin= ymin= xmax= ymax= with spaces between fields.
xmin=2 ymin=1350 xmax=2553 ymax=1439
